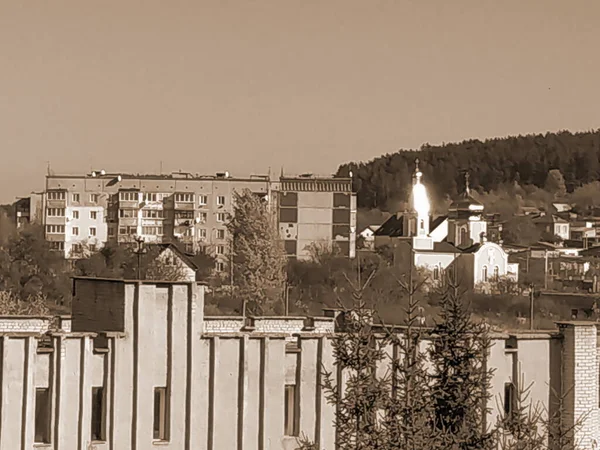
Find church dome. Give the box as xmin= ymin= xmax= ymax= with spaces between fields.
xmin=449 ymin=172 xmax=484 ymax=212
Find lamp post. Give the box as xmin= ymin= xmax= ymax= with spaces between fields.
xmin=134 ymin=235 xmax=146 ymax=280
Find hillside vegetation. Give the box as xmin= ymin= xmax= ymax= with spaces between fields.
xmin=338 ymin=130 xmax=600 ymax=211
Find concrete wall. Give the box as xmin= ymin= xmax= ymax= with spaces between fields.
xmin=1 ymin=279 xmax=599 ymax=449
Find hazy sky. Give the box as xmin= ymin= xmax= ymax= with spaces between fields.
xmin=1 ymin=0 xmax=599 ymax=202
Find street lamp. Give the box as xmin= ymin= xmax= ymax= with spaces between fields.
xmin=134 ymin=235 xmax=147 ymax=280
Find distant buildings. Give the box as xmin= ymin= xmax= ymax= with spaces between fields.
xmin=14 ymin=170 xmax=356 ymax=268
xmin=375 ymin=162 xmax=518 ymax=290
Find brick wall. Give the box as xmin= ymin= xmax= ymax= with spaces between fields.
xmin=559 ymin=322 xmax=599 ymax=450
xmin=0 ymin=317 xmax=51 ymax=333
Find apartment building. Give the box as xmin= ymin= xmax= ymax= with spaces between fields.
xmin=20 ymin=170 xmax=356 ymax=267
xmin=277 ymin=176 xmax=356 ymax=258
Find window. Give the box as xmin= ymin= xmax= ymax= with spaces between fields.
xmin=199 ymin=195 xmax=208 ymax=206
xmin=284 ymin=385 xmax=298 ymax=436
xmin=72 ymin=243 xmax=83 ymax=254
xmin=216 ymin=195 xmax=226 ymax=206
xmin=47 ymin=191 xmax=65 ymax=200
xmin=47 ymin=208 xmax=65 ymax=217
xmin=217 ymin=213 xmax=226 ymax=223
xmin=119 ymin=209 xmax=136 ymax=218
xmin=199 ymin=212 xmax=207 ymax=223
xmin=217 ymin=229 xmax=226 ymax=240
xmin=175 ymin=193 xmax=194 ymax=203
xmin=72 ymin=210 xmax=79 ymax=219
xmin=153 ymin=387 xmax=168 ymax=441
xmin=182 ymin=228 xmax=193 ymax=237
xmin=504 ymin=382 xmax=516 ymax=418
xmin=34 ymin=388 xmax=51 ymax=444
xmin=49 ymin=242 xmax=64 ymax=251
xmin=216 ymin=245 xmax=225 ymax=255
xmin=198 ymin=228 xmax=207 ymax=239
xmin=89 ymin=244 xmax=97 ymax=252
xmin=72 ymin=227 xmax=79 ymax=236
xmin=482 ymin=266 xmax=488 ymax=282
xmin=142 ymin=209 xmax=165 ymax=219
xmin=72 ymin=193 xmax=80 ymax=202
xmin=91 ymin=387 xmax=105 ymax=441
xmin=90 ymin=194 xmax=99 ymax=203
xmin=119 ymin=191 xmax=138 ymax=202
xmin=494 ymin=266 xmax=499 ymax=281
xmin=143 ymin=193 xmax=158 ymax=203
xmin=460 ymin=227 xmax=468 ymax=246
xmin=175 ymin=211 xmax=194 ymax=219
xmin=142 ymin=226 xmax=164 ymax=235
xmin=108 ymin=227 xmax=115 ymax=237
xmin=89 ymin=227 xmax=97 ymax=237
xmin=119 ymin=227 xmax=127 ymax=235
xmin=215 ymin=261 xmax=225 ymax=272
xmin=46 ymin=225 xmax=65 ymax=234
xmin=90 ymin=211 xmax=98 ymax=220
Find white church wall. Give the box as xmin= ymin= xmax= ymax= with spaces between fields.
xmin=474 ymin=243 xmax=509 ymax=285
xmin=414 ymin=252 xmax=457 ymax=271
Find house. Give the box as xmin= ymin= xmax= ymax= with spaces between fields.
xmin=358 ymin=225 xmax=381 ymax=250
xmin=146 ymin=243 xmax=199 ymax=282
xmin=374 ymin=162 xmax=518 ymax=289
xmin=532 ymin=214 xmax=570 ymax=240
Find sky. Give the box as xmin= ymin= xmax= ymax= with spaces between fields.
xmin=1 ymin=0 xmax=600 ymax=202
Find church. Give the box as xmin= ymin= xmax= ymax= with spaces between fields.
xmin=374 ymin=160 xmax=518 ymax=290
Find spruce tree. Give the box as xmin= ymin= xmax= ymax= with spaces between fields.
xmin=428 ymin=266 xmax=496 ymax=450
xmin=382 ymin=253 xmax=436 ymax=449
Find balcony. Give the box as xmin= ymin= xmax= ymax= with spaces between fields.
xmin=46 ymin=198 xmax=67 ymax=208
xmin=174 ymin=201 xmax=195 ymax=211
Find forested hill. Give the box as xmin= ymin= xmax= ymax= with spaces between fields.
xmin=337 ymin=130 xmax=600 ymax=211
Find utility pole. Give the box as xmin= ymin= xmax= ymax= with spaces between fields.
xmin=529 ymin=283 xmax=535 ymax=330
xmin=134 ymin=236 xmax=146 ymax=280
xmin=544 ymin=250 xmax=549 ymax=290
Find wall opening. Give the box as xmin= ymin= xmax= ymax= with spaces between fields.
xmin=504 ymin=382 xmax=516 ymax=418
xmin=34 ymin=387 xmax=51 ymax=444
xmin=153 ymin=387 xmax=169 ymax=441
xmin=91 ymin=386 xmax=106 ymax=441
xmin=284 ymin=384 xmax=298 ymax=436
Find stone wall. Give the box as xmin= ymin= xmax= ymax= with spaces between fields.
xmin=0 ymin=316 xmax=51 ymax=333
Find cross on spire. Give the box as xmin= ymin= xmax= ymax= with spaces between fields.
xmin=465 ymin=171 xmax=470 ymax=195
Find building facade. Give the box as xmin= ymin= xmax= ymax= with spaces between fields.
xmin=17 ymin=171 xmax=356 ymax=266
xmin=0 ymin=278 xmax=599 ymax=449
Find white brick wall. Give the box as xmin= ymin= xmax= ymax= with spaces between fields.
xmin=560 ymin=323 xmax=600 ymax=450
xmin=0 ymin=317 xmax=51 ymax=333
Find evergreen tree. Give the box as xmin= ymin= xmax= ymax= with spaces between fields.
xmin=382 ymin=254 xmax=436 ymax=449
xmin=226 ymin=189 xmax=287 ymax=315
xmin=428 ymin=269 xmax=496 ymax=450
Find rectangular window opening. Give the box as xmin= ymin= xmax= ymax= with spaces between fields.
xmin=504 ymin=382 xmax=516 ymax=418
xmin=153 ymin=387 xmax=169 ymax=441
xmin=284 ymin=384 xmax=298 ymax=436
xmin=91 ymin=386 xmax=106 ymax=442
xmin=35 ymin=387 xmax=51 ymax=444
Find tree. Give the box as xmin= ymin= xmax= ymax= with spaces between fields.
xmin=0 ymin=224 xmax=72 ymax=306
xmin=544 ymin=170 xmax=567 ymax=199
xmin=428 ymin=271 xmax=496 ymax=450
xmin=227 ymin=189 xmax=287 ymax=315
xmin=0 ymin=290 xmax=50 ymax=315
xmin=502 ymin=217 xmax=541 ymax=246
xmin=382 ymin=255 xmax=436 ymax=449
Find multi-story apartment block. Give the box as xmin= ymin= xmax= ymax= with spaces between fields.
xmin=277 ymin=176 xmax=356 ymax=258
xmin=19 ymin=170 xmax=356 ymax=267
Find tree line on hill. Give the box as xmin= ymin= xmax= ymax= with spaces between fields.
xmin=338 ymin=130 xmax=600 ymax=212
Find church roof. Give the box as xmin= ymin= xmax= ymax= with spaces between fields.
xmin=374 ymin=214 xmax=404 ymax=237
xmin=374 ymin=214 xmax=448 ymax=238
xmin=448 ymin=191 xmax=484 ymax=211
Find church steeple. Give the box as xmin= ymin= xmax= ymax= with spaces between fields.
xmin=411 ymin=158 xmax=430 ymax=238
xmin=464 ymin=171 xmax=470 ymax=195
